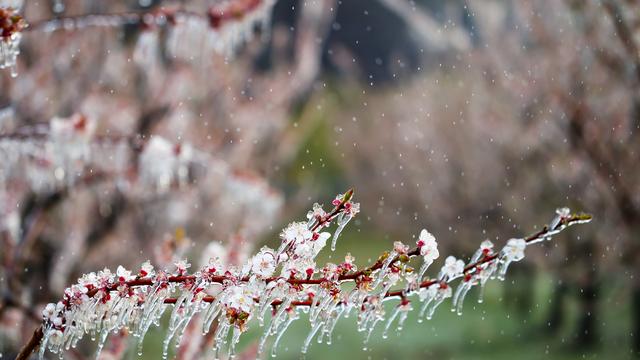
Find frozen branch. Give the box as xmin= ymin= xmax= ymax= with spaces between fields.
xmin=0 ymin=0 xmax=276 ymax=76
xmin=16 ymin=190 xmax=591 ymax=359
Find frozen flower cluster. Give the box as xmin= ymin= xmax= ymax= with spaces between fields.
xmin=0 ymin=114 xmax=128 ymax=192
xmin=32 ymin=190 xmax=591 ymax=360
xmin=8 ymin=0 xmax=276 ymax=74
xmin=166 ymin=0 xmax=276 ymax=63
xmin=0 ymin=117 xmax=217 ymax=194
xmin=139 ymin=137 xmax=194 ymax=193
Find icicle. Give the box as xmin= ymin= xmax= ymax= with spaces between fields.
xmin=417 ymin=259 xmax=433 ymax=282
xmin=397 ymin=310 xmax=409 ymax=331
xmin=370 ymin=252 xmax=397 ymax=290
xmin=317 ymin=326 xmax=325 ymax=344
xmin=477 ymin=282 xmax=487 ymax=303
xmin=356 ymin=307 xmax=368 ymax=332
xmin=213 ymin=320 xmax=231 ymax=352
xmin=163 ymin=288 xmax=197 ymax=359
xmin=256 ymin=293 xmax=274 ymax=327
xmin=378 ymin=281 xmax=396 ymax=300
xmin=202 ymin=298 xmax=222 ymax=334
xmin=382 ymin=306 xmax=400 ymax=339
xmin=270 ymin=313 xmax=297 ymax=358
xmin=9 ymin=62 xmax=17 ymax=77
xmin=425 ymin=287 xmax=451 ymax=320
xmin=301 ymin=321 xmax=323 ymax=354
xmin=259 ymin=0 xmax=274 ymax=43
xmin=452 ymin=281 xmax=473 ymax=316
xmin=330 ymin=213 xmax=344 ymax=251
xmin=259 ymin=297 xmax=292 ymax=355
xmin=357 ymin=309 xmax=373 ymax=333
xmin=476 ymin=261 xmax=497 ymax=303
xmin=173 ymin=297 xmax=204 ymax=350
xmin=52 ymin=0 xmax=65 ymax=13
xmin=315 ymin=302 xmax=340 ymax=345
xmin=133 ymin=30 xmax=159 ymax=68
xmin=94 ymin=325 xmax=111 ymax=359
xmin=258 ymin=320 xmax=273 ymax=355
xmin=38 ymin=326 xmax=52 ymax=360
xmin=0 ymin=33 xmax=22 ymax=77
xmin=331 ymin=213 xmax=352 ymax=251
xmin=362 ymin=316 xmax=380 ymax=351
xmin=549 ymin=207 xmax=570 ymax=231
xmin=274 ymin=297 xmax=293 ymax=327
xmin=497 ymin=259 xmax=513 ymax=281
xmin=426 ymin=297 xmax=445 ymax=320
xmin=135 ymin=284 xmax=170 ymax=355
xmin=452 ymin=281 xmax=466 ymax=310
xmin=228 ymin=327 xmax=242 ymax=359
xmin=322 ymin=305 xmax=344 ymax=345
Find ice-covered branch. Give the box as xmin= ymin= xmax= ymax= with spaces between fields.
xmin=16 ymin=190 xmax=591 ymax=360
xmin=25 ymin=0 xmax=271 ymax=34
xmin=1 ymin=0 xmax=276 ymax=76
xmin=0 ymin=114 xmax=201 ymax=193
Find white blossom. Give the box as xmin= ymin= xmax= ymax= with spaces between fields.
xmin=251 ymin=247 xmax=277 ymax=278
xmin=480 ymin=240 xmax=493 ymax=251
xmin=306 ymin=203 xmax=326 ymax=225
xmin=280 ymin=222 xmax=313 ymax=245
xmin=502 ymin=238 xmax=526 ymax=262
xmin=418 ymin=229 xmax=439 ymax=263
xmin=42 ymin=303 xmax=58 ymax=320
xmin=440 ymin=256 xmax=465 ymax=280
xmin=174 ymin=259 xmax=191 ymax=274
xmin=226 ymin=286 xmax=253 ymax=314
xmin=140 ymin=261 xmax=155 ymax=277
xmin=116 ymin=265 xmax=134 ymax=282
xmin=312 ymin=232 xmax=330 ymax=255
xmin=556 ymin=207 xmax=570 ymax=218
xmin=393 ymin=241 xmax=409 ymax=255
xmin=78 ymin=272 xmax=98 ymax=288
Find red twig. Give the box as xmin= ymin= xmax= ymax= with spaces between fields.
xmin=93 ymin=215 xmax=585 ymax=304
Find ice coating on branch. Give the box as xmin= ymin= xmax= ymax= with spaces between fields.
xmin=329 ymin=193 xmax=360 ymax=250
xmin=306 ymin=202 xmax=326 ymax=229
xmin=47 ymin=114 xmax=96 ymax=185
xmin=0 ymin=3 xmax=26 ymax=77
xmin=162 ymin=0 xmax=276 ymax=65
xmin=550 ymin=207 xmax=571 ymax=231
xmin=34 ymin=193 xmax=591 ymax=359
xmin=133 ymin=29 xmax=159 ymax=68
xmin=382 ymin=299 xmax=411 ymax=339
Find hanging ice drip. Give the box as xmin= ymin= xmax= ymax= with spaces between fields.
xmin=0 ymin=2 xmax=26 ymax=77
xmin=139 ymin=136 xmax=194 ymax=193
xmin=47 ymin=114 xmax=96 ymax=187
